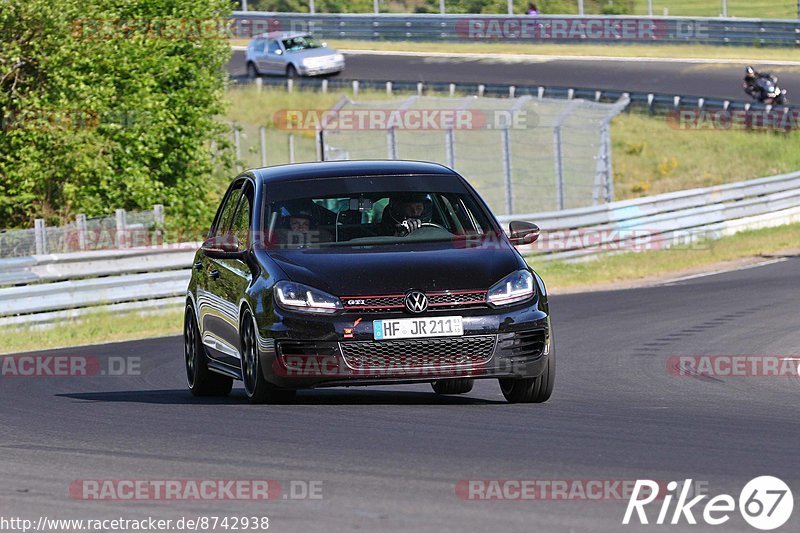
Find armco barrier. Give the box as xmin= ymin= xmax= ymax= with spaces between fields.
xmin=231 ymin=12 xmax=800 ymax=47
xmin=1 ymin=171 xmax=800 ymax=325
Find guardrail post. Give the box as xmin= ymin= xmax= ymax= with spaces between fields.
xmin=287 ymin=78 xmax=294 ymax=93
xmin=509 ymin=85 xmax=516 ymax=98
xmin=288 ymin=133 xmax=296 ymax=163
xmin=316 ymin=127 xmax=324 ymax=161
xmin=439 ymin=0 xmax=445 ymax=14
xmin=153 ymin=204 xmax=164 ymax=246
xmin=115 ymin=209 xmax=128 ymax=249
xmin=234 ymin=127 xmax=242 ymax=172
xmin=153 ymin=204 xmax=164 ymax=226
xmin=321 ymin=79 xmax=328 ymax=93
xmin=386 ymin=81 xmax=392 ymax=95
xmin=449 ymin=83 xmax=456 ymax=97
xmin=34 ymin=218 xmax=47 ymax=255
xmin=75 ymin=214 xmax=87 ymax=251
xmin=387 ymin=128 xmax=397 ymax=160
xmin=501 ymin=126 xmax=513 ymax=215
xmin=417 ymin=82 xmax=424 ymax=96
xmin=445 ymin=128 xmax=455 ymax=168
xmin=255 ymin=77 xmax=262 ymax=93
xmin=538 ymin=87 xmax=545 ymax=100
xmin=478 ymin=84 xmax=485 ymax=97
xmin=260 ymin=126 xmax=267 ymax=167
xmin=309 ymin=0 xmax=315 ymax=15
xmin=352 ymin=80 xmax=359 ymax=96
xmin=553 ymin=126 xmax=565 ymax=211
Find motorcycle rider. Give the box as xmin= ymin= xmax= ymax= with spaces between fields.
xmin=743 ymin=66 xmax=777 ymax=100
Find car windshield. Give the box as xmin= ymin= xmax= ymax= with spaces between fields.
xmin=281 ymin=36 xmax=323 ymax=53
xmin=263 ymin=177 xmax=496 ymax=249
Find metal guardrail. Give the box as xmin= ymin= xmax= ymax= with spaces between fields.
xmin=232 ymin=12 xmax=800 ymax=47
xmin=239 ymin=75 xmax=796 ymax=116
xmin=2 ymin=171 xmax=799 ymax=325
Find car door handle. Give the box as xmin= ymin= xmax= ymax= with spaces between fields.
xmin=209 ymin=269 xmax=220 ymax=280
xmin=194 ymin=261 xmax=204 ymax=270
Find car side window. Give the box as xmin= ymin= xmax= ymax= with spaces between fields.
xmin=212 ymin=184 xmax=243 ymax=237
xmin=251 ymin=39 xmax=266 ymax=54
xmin=268 ymin=40 xmax=281 ymax=55
xmin=230 ymin=184 xmax=253 ymax=251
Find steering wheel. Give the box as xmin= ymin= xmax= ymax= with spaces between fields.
xmin=416 ymin=222 xmax=448 ymax=231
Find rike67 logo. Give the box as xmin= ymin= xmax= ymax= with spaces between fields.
xmin=623 ymin=476 xmax=793 ymax=530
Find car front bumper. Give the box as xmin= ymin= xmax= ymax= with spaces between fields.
xmin=255 ymin=304 xmax=551 ymax=388
xmin=296 ymin=61 xmax=345 ymax=76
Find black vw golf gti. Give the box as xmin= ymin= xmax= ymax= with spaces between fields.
xmin=184 ymin=161 xmax=554 ymax=403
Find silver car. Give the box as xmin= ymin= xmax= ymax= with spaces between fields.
xmin=245 ymin=32 xmax=345 ymax=78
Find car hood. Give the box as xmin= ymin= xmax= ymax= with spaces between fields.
xmin=288 ymin=47 xmax=340 ymax=59
xmin=268 ymin=243 xmax=522 ymax=296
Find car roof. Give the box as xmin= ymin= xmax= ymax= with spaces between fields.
xmin=251 ymin=160 xmax=459 ymax=185
xmin=252 ymin=32 xmax=310 ymax=41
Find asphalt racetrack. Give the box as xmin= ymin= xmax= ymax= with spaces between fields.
xmin=2 ymin=257 xmax=799 ymax=531
xmin=228 ymin=49 xmax=800 ymax=101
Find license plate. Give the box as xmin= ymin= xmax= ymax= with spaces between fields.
xmin=373 ymin=316 xmax=463 ymax=340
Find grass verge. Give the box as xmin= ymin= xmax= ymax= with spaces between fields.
xmin=0 ymin=307 xmax=183 ymax=355
xmin=532 ymin=222 xmax=800 ymax=290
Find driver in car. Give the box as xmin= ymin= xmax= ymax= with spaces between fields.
xmin=380 ymin=193 xmax=432 ymax=236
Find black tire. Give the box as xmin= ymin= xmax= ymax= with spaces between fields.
xmin=240 ymin=311 xmax=296 ymax=404
xmin=286 ymin=64 xmax=298 ymax=79
xmin=246 ymin=62 xmax=259 ymax=80
xmin=499 ymin=344 xmax=555 ymax=404
xmin=431 ymin=378 xmax=474 ymax=395
xmin=184 ymin=306 xmax=233 ymax=397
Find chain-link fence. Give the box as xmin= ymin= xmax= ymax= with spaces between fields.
xmin=229 ymin=94 xmax=628 ymax=216
xmin=0 ymin=206 xmax=164 ymax=258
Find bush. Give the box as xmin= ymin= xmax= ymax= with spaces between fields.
xmin=0 ymin=0 xmax=232 ymax=231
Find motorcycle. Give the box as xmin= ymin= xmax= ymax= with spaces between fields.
xmin=743 ymin=74 xmax=789 ymax=105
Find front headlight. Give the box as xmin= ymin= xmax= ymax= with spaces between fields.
xmin=486 ymin=270 xmax=535 ymax=307
xmin=333 ymin=53 xmax=345 ymax=63
xmin=274 ymin=281 xmax=343 ymax=314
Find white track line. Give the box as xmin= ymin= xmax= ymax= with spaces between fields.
xmin=660 ymin=257 xmax=788 ymax=286
xmin=337 ymin=49 xmax=800 ymax=66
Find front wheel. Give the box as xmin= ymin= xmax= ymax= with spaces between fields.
xmin=240 ymin=311 xmax=296 ymax=404
xmin=499 ymin=343 xmax=555 ymax=404
xmin=286 ymin=64 xmax=298 ymax=79
xmin=184 ymin=306 xmax=233 ymax=396
xmin=246 ymin=62 xmax=260 ymax=80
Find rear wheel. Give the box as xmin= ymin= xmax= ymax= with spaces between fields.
xmin=499 ymin=343 xmax=555 ymax=404
xmin=431 ymin=378 xmax=474 ymax=395
xmin=184 ymin=306 xmax=233 ymax=396
xmin=240 ymin=311 xmax=296 ymax=404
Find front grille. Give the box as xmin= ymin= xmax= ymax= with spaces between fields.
xmin=341 ymin=290 xmax=487 ymax=312
xmin=340 ymin=335 xmax=496 ymax=370
xmin=497 ymin=330 xmax=547 ymax=361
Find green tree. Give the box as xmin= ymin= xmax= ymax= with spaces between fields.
xmin=0 ymin=0 xmax=232 ymax=230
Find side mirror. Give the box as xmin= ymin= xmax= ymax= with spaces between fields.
xmin=508 ymin=221 xmax=540 ymax=246
xmin=274 ymin=49 xmax=283 ymax=55
xmin=202 ymin=234 xmax=246 ymax=260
